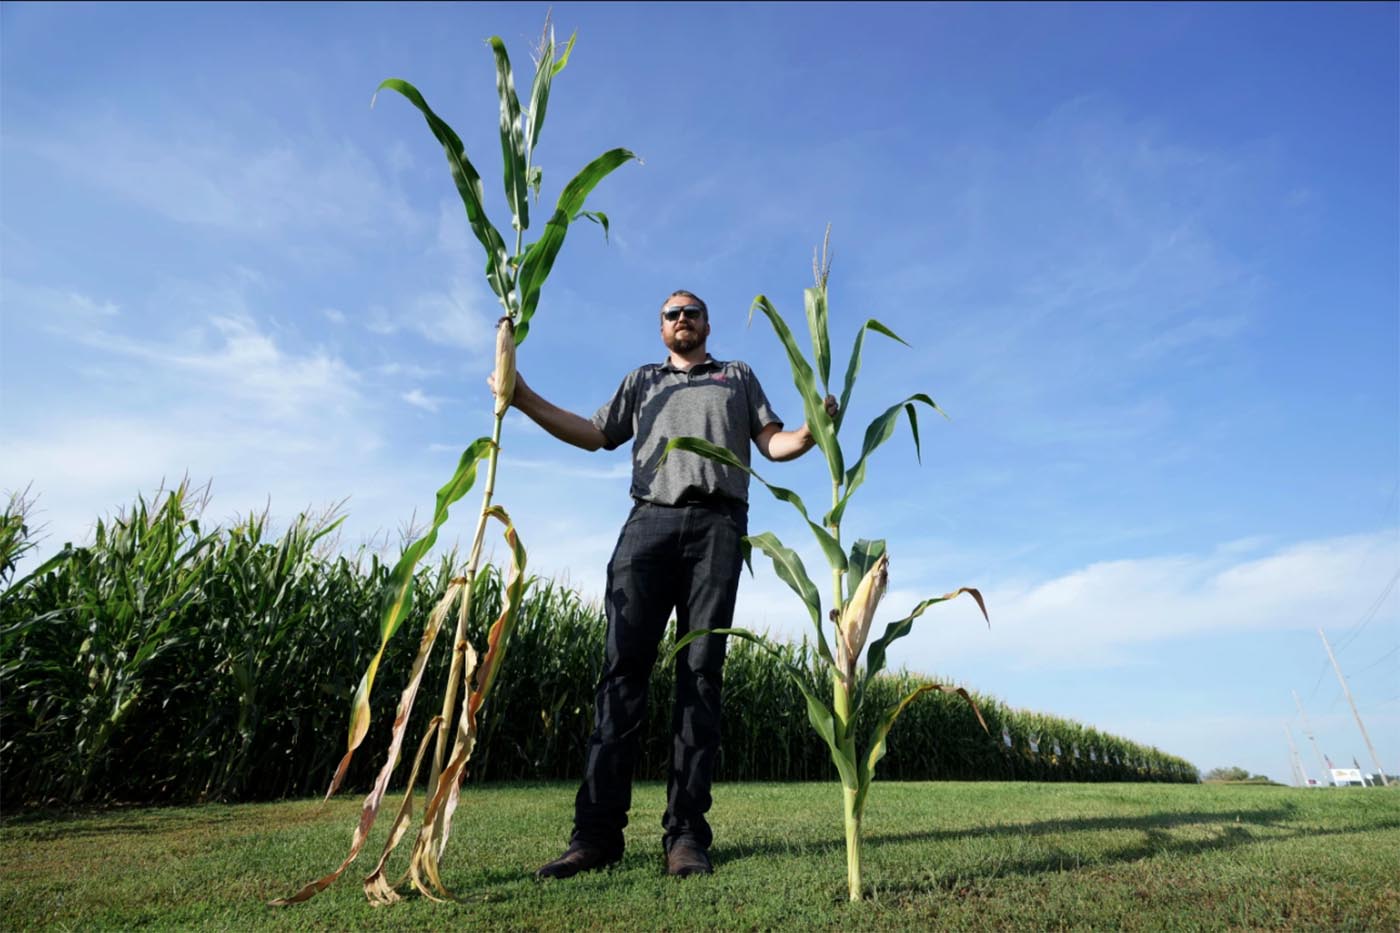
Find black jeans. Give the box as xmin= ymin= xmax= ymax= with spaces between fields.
xmin=571 ymin=498 xmax=747 ymax=857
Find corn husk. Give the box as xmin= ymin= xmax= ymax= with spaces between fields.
xmin=838 ymin=553 xmax=888 ymax=680
xmin=493 ymin=317 xmax=516 ymax=416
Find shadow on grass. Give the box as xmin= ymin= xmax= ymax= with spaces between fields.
xmin=711 ymin=803 xmax=1400 ymax=898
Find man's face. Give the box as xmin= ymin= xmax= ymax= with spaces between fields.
xmin=660 ymin=296 xmax=710 ymax=353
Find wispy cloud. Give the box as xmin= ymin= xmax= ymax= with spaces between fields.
xmin=401 ymin=388 xmax=445 ymax=413
xmin=14 ymin=115 xmax=419 ymax=239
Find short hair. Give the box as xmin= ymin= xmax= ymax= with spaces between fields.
xmin=661 ymin=290 xmax=707 ymax=315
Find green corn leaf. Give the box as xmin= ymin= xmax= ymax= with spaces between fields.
xmin=573 ymin=210 xmax=610 ymax=242
xmin=670 ymin=627 xmax=856 ymax=788
xmin=829 ymin=393 xmax=947 ymax=526
xmin=516 ymin=147 xmax=637 ymax=342
xmin=324 ymin=437 xmax=494 ymax=800
xmin=375 ymin=79 xmax=513 ymax=308
xmin=854 ymin=682 xmax=988 ymax=816
xmin=804 ymin=285 xmax=831 ymax=394
xmin=835 ymin=319 xmax=908 ymax=433
xmin=660 ymin=436 xmax=846 ymax=572
xmin=744 ymin=530 xmax=833 ymax=665
xmin=524 ymin=29 xmax=576 ymax=155
xmin=488 ymin=38 xmax=529 ymax=232
xmin=749 ymin=295 xmax=843 ymax=482
xmin=845 ymin=539 xmax=886 ymax=605
xmin=860 ymin=587 xmax=988 ymax=703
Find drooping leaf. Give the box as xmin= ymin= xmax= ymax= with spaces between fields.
xmin=804 ymin=285 xmax=831 ymax=394
xmin=322 ymin=438 xmax=493 ymax=801
xmin=744 ymin=530 xmax=833 ymax=665
xmin=854 ymin=682 xmax=989 ymax=816
xmin=516 ymin=148 xmax=637 ymax=342
xmin=488 ymin=38 xmax=529 ymax=232
xmin=374 ymin=79 xmax=513 ymax=309
xmin=363 ymin=714 xmax=444 ymax=905
xmin=835 ymin=319 xmax=908 ymax=433
xmin=273 ymin=581 xmax=467 ymax=905
xmin=828 ymin=393 xmax=947 ymax=526
xmin=861 ymin=587 xmax=988 ymax=700
xmin=670 ymin=627 xmax=856 ymax=788
xmin=660 ymin=436 xmax=846 ymax=572
xmin=750 ymin=295 xmax=843 ymax=482
xmin=573 ymin=209 xmax=610 ymax=242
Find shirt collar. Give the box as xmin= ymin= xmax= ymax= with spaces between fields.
xmin=660 ymin=355 xmax=722 ymax=374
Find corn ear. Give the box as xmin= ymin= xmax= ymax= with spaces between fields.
xmin=838 ymin=552 xmax=888 ymax=682
xmin=493 ymin=317 xmax=516 ymax=416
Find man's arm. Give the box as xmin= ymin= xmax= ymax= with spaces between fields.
xmin=489 ymin=372 xmax=609 ymax=451
xmin=754 ymin=394 xmax=839 ymax=462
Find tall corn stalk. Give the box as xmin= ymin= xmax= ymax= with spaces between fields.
xmin=664 ymin=230 xmax=989 ymax=902
xmin=274 ymin=20 xmax=634 ymax=906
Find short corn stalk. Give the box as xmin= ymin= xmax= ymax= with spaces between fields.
xmin=274 ymin=20 xmax=634 ymax=906
xmin=665 ymin=231 xmax=989 ymax=901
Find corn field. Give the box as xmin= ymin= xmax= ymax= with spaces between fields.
xmin=0 ymin=484 xmax=1198 ymax=808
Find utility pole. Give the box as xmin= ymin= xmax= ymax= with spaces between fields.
xmin=1319 ymin=627 xmax=1391 ymax=787
xmin=1293 ymin=689 xmax=1331 ymax=785
xmin=1284 ymin=724 xmax=1309 ymax=787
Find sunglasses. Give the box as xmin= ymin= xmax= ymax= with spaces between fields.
xmin=662 ymin=305 xmax=706 ymax=322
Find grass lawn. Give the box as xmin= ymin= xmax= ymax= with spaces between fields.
xmin=3 ymin=781 xmax=1397 ymax=930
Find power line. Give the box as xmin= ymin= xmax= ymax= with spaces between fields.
xmin=1332 ymin=566 xmax=1400 ymax=654
xmin=1347 ymin=644 xmax=1400 ymax=679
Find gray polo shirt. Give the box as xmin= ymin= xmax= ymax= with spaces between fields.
xmin=591 ymin=357 xmax=782 ymax=506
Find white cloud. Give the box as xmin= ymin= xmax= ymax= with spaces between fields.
xmin=402 ymin=388 xmax=445 ymax=413
xmin=322 ymin=308 xmax=347 ymax=325
xmin=900 ymin=530 xmax=1400 ymax=670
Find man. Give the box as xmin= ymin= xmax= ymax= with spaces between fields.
xmin=491 ymin=290 xmax=834 ymax=879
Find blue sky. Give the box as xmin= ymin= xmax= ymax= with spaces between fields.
xmin=2 ymin=2 xmax=1396 ymax=784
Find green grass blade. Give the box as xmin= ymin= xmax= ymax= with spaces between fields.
xmin=660 ymin=436 xmax=846 ymax=572
xmin=375 ymin=79 xmax=513 ymax=309
xmin=671 ymin=626 xmax=855 ymax=787
xmin=750 ymin=296 xmax=843 ymax=482
xmin=324 ymin=438 xmax=494 ymax=800
xmin=516 ymin=147 xmax=637 ymax=341
xmin=488 ymin=38 xmax=529 ymax=232
xmin=803 ymin=286 xmax=831 ymax=394
xmin=835 ymin=319 xmax=908 ymax=433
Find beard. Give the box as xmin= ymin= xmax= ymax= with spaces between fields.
xmin=664 ymin=326 xmax=704 ymax=353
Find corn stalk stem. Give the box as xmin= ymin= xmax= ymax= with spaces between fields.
xmin=426 ymin=410 xmax=505 ymax=794
xmin=843 ymin=782 xmax=862 ymax=902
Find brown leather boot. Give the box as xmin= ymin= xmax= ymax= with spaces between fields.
xmin=534 ymin=842 xmax=621 ymax=880
xmin=665 ymin=840 xmax=713 ymax=877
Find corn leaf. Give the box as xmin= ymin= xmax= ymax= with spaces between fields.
xmin=516 ymin=147 xmax=637 ymax=343
xmin=804 ymin=285 xmax=831 ymax=394
xmin=574 ymin=209 xmax=610 ymax=242
xmin=745 ymin=530 xmax=834 ymax=665
xmin=845 ymin=539 xmax=886 ymax=606
xmin=273 ymin=582 xmax=466 ymax=906
xmin=671 ymin=626 xmax=855 ymax=788
xmin=488 ymin=38 xmax=529 ymax=232
xmin=750 ymin=295 xmax=843 ymax=482
xmin=324 ymin=439 xmax=492 ymax=801
xmin=466 ymin=505 xmax=529 ymax=717
xmin=375 ymin=79 xmax=513 ymax=308
xmin=660 ymin=436 xmax=846 ymax=572
xmin=828 ymin=393 xmax=947 ymax=527
xmin=835 ymin=318 xmax=908 ymax=433
xmin=524 ymin=29 xmax=575 ymax=155
xmin=860 ymin=587 xmax=988 ymax=703
xmin=854 ymin=682 xmax=988 ymax=815
xmin=363 ymin=714 xmax=444 ymax=905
